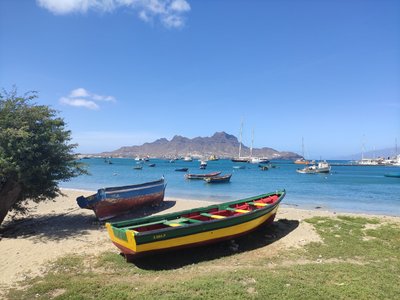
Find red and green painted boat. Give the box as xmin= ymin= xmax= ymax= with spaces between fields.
xmin=106 ymin=190 xmax=285 ymax=258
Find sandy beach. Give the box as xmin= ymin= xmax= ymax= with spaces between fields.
xmin=1 ymin=189 xmax=399 ymax=293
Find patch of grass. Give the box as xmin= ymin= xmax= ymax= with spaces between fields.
xmin=5 ymin=216 xmax=400 ymax=299
xmin=304 ymin=216 xmax=400 ymax=262
xmin=95 ymin=251 xmax=145 ymax=274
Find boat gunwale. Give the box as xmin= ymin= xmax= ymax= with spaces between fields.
xmin=109 ymin=190 xmax=283 ymax=227
xmin=103 ymin=177 xmax=165 ymax=193
xmin=104 ymin=181 xmax=166 ymax=195
xmin=137 ymin=204 xmax=279 ymax=243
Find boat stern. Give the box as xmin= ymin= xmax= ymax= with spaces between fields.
xmin=106 ymin=223 xmax=138 ymax=255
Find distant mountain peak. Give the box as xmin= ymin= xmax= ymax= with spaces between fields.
xmin=212 ymin=131 xmax=237 ymax=141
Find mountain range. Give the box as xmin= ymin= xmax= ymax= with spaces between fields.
xmin=337 ymin=147 xmax=399 ymax=160
xmin=99 ymin=131 xmax=301 ymax=160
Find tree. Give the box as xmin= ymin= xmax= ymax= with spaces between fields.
xmin=0 ymin=88 xmax=86 ymax=225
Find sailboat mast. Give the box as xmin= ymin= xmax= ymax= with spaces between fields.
xmin=238 ymin=121 xmax=243 ymax=158
xmin=361 ymin=134 xmax=366 ymax=160
xmin=250 ymin=129 xmax=254 ymax=158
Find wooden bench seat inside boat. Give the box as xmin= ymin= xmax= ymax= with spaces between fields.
xmin=225 ymin=207 xmax=250 ymax=213
xmin=200 ymin=213 xmax=226 ymax=219
xmin=248 ymin=202 xmax=268 ymax=207
xmin=164 ymin=217 xmax=203 ymax=227
xmin=122 ymin=219 xmax=168 ymax=230
xmin=123 ymin=217 xmax=203 ymax=231
xmin=165 ymin=222 xmax=182 ymax=227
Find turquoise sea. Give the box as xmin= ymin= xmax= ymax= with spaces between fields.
xmin=61 ymin=158 xmax=400 ymax=216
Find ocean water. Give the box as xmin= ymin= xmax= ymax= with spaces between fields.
xmin=61 ymin=158 xmax=400 ymax=216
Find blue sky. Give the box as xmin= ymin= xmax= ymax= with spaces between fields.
xmin=1 ymin=0 xmax=399 ymax=159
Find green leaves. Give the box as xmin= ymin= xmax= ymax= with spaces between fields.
xmin=0 ymin=88 xmax=87 ymax=219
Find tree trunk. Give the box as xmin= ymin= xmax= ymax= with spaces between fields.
xmin=0 ymin=179 xmax=22 ymax=226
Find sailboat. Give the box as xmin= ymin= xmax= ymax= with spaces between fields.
xmin=249 ymin=129 xmax=269 ymax=164
xmin=231 ymin=120 xmax=250 ymax=162
xmin=294 ymin=137 xmax=313 ymax=165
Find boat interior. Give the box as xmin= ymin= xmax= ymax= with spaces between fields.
xmin=116 ymin=194 xmax=279 ymax=234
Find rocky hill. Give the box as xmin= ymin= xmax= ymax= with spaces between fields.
xmin=99 ymin=131 xmax=301 ymax=160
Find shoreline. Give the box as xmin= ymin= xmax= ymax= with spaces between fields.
xmin=1 ymin=188 xmax=399 ymax=294
xmin=62 ymin=187 xmax=400 ymax=218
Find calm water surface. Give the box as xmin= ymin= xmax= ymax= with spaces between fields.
xmin=61 ymin=158 xmax=400 ymax=216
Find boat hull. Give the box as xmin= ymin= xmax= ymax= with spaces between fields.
xmin=77 ymin=178 xmax=166 ymax=221
xmin=106 ymin=191 xmax=285 ymax=257
xmin=185 ymin=171 xmax=222 ymax=179
xmin=231 ymin=158 xmax=250 ymax=163
xmin=315 ymin=168 xmax=330 ymax=173
xmin=204 ymin=174 xmax=232 ymax=183
xmin=384 ymin=173 xmax=400 ymax=178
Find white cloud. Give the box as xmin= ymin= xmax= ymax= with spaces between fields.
xmin=36 ymin=0 xmax=112 ymax=14
xmin=59 ymin=88 xmax=116 ymax=110
xmin=170 ymin=0 xmax=190 ymax=12
xmin=59 ymin=97 xmax=99 ymax=110
xmin=69 ymin=87 xmax=90 ymax=98
xmin=139 ymin=10 xmax=151 ymax=22
xmin=162 ymin=14 xmax=183 ymax=28
xmin=37 ymin=0 xmax=191 ymax=28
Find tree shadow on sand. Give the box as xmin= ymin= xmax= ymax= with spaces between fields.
xmin=128 ymin=218 xmax=299 ymax=270
xmin=0 ymin=200 xmax=176 ymax=241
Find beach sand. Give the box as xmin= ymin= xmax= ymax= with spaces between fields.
xmin=1 ymin=189 xmax=399 ymax=293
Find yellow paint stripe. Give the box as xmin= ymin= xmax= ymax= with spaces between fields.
xmin=168 ymin=223 xmax=182 ymax=227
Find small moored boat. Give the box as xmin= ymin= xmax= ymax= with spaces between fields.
xmin=296 ymin=161 xmax=331 ymax=174
xmin=77 ymin=177 xmax=167 ymax=221
xmin=106 ymin=190 xmax=285 ymax=258
xmin=208 ymin=154 xmax=219 ymax=161
xmin=175 ymin=167 xmax=188 ymax=172
xmin=204 ymin=174 xmax=232 ymax=183
xmin=296 ymin=165 xmax=317 ymax=174
xmin=250 ymin=157 xmax=269 ymax=164
xmin=199 ymin=160 xmax=207 ymax=169
xmin=384 ymin=172 xmax=400 ymax=178
xmin=185 ymin=171 xmax=222 ymax=179
xmin=315 ymin=161 xmax=331 ymax=173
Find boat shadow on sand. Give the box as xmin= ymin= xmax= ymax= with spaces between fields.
xmin=128 ymin=218 xmax=299 ymax=270
xmin=0 ymin=200 xmax=177 ymax=240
